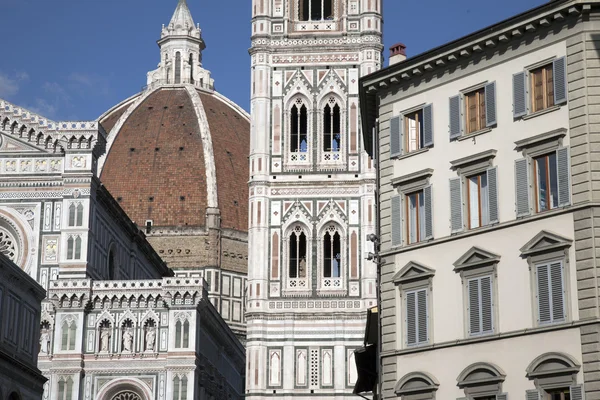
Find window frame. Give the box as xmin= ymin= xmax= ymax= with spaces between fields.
xmin=286 ymin=97 xmax=312 ymax=168
xmin=298 ymin=0 xmax=335 ymax=21
xmin=318 ymin=95 xmax=345 ymax=167
xmin=450 ymin=81 xmax=497 ymax=140
xmin=282 ymin=223 xmax=312 ymax=294
xmin=533 ymin=152 xmax=559 ymax=213
xmin=464 ymin=87 xmax=487 ymax=135
xmin=317 ymin=223 xmax=346 ymax=295
xmin=390 ymin=104 xmax=433 ymax=158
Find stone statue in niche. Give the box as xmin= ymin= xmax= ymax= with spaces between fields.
xmin=72 ymin=156 xmax=86 ymax=168
xmin=99 ymin=326 xmax=111 ymax=352
xmin=122 ymin=328 xmax=133 ymax=352
xmin=145 ymin=327 xmax=156 ymax=351
xmin=39 ymin=328 xmax=51 ymax=354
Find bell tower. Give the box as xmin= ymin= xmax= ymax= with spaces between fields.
xmin=247 ymin=0 xmax=383 ymax=397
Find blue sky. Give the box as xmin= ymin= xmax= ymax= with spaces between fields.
xmin=0 ymin=0 xmax=546 ymax=121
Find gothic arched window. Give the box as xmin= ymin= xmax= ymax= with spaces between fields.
xmin=189 ymin=53 xmax=194 ymax=84
xmin=175 ymin=52 xmax=182 ymax=84
xmin=61 ymin=320 xmax=77 ymax=351
xmin=67 ymin=235 xmax=82 ymax=260
xmin=173 ymin=376 xmax=188 ymax=400
xmin=289 ymin=226 xmax=307 ymax=279
xmin=323 ymin=100 xmax=341 ymax=153
xmin=174 ymin=319 xmax=190 ymax=348
xmin=323 ymin=226 xmax=341 ymax=278
xmin=299 ymin=0 xmax=333 ymax=21
xmin=290 ymin=100 xmax=308 ymax=156
xmin=68 ymin=203 xmax=84 ymax=227
xmin=57 ymin=377 xmax=73 ymax=400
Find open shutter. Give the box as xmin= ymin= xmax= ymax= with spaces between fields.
xmin=391 ymin=195 xmax=402 ymax=247
xmin=526 ymin=390 xmax=541 ymax=400
xmin=449 ymin=95 xmax=461 ymax=140
xmin=406 ymin=291 xmax=417 ymax=346
xmin=390 ymin=116 xmax=402 ymax=158
xmin=417 ymin=289 xmax=428 ymax=344
xmin=557 ymin=147 xmax=571 ymax=207
xmin=487 ymin=166 xmax=499 ymax=224
xmin=515 ymin=158 xmax=530 ymax=217
xmin=481 ymin=276 xmax=493 ymax=333
xmin=485 ymin=81 xmax=497 ymax=127
xmin=468 ymin=278 xmax=481 ymax=335
xmin=450 ymin=178 xmax=463 ymax=232
xmin=423 ymin=103 xmax=434 ymax=147
xmin=550 ymin=261 xmax=566 ymax=322
xmin=570 ymin=384 xmax=585 ymax=400
xmin=553 ymin=56 xmax=567 ymax=105
xmin=513 ymin=71 xmax=528 ymax=118
xmin=537 ymin=264 xmax=551 ymax=324
xmin=496 ymin=394 xmax=507 ymax=400
xmin=423 ymin=185 xmax=433 ymax=239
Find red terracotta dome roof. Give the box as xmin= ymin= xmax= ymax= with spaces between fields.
xmin=98 ymin=87 xmax=249 ymax=232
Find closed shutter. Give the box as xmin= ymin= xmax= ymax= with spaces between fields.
xmin=515 ymin=158 xmax=530 ymax=217
xmin=485 ymin=81 xmax=497 ymax=127
xmin=423 ymin=185 xmax=433 ymax=239
xmin=449 ymin=95 xmax=462 ymax=140
xmin=553 ymin=56 xmax=568 ymax=105
xmin=481 ymin=276 xmax=493 ymax=333
xmin=496 ymin=394 xmax=508 ymax=400
xmin=487 ymin=166 xmax=499 ymax=224
xmin=417 ymin=289 xmax=428 ymax=344
xmin=557 ymin=147 xmax=571 ymax=207
xmin=570 ymin=384 xmax=585 ymax=400
xmin=526 ymin=390 xmax=541 ymax=400
xmin=513 ymin=71 xmax=528 ymax=118
xmin=550 ymin=261 xmax=566 ymax=322
xmin=423 ymin=103 xmax=434 ymax=147
xmin=391 ymin=195 xmax=402 ymax=247
xmin=450 ymin=177 xmax=463 ymax=232
xmin=468 ymin=278 xmax=481 ymax=335
xmin=406 ymin=291 xmax=417 ymax=346
xmin=468 ymin=276 xmax=494 ymax=336
xmin=537 ymin=264 xmax=551 ymax=324
xmin=390 ymin=116 xmax=402 ymax=158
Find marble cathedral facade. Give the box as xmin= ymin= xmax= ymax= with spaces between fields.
xmin=246 ymin=0 xmax=383 ymax=397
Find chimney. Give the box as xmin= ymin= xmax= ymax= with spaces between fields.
xmin=389 ymin=43 xmax=407 ymax=66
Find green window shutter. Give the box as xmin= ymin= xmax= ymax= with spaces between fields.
xmin=550 ymin=261 xmax=566 ymax=322
xmin=526 ymin=390 xmax=541 ymax=400
xmin=515 ymin=158 xmax=530 ymax=217
xmin=450 ymin=177 xmax=463 ymax=232
xmin=537 ymin=264 xmax=552 ymax=324
xmin=570 ymin=384 xmax=585 ymax=400
xmin=487 ymin=166 xmax=499 ymax=224
xmin=468 ymin=278 xmax=481 ymax=335
xmin=557 ymin=147 xmax=571 ymax=207
xmin=423 ymin=185 xmax=433 ymax=239
xmin=553 ymin=56 xmax=568 ymax=105
xmin=449 ymin=95 xmax=461 ymax=140
xmin=423 ymin=103 xmax=434 ymax=147
xmin=391 ymin=195 xmax=402 ymax=247
xmin=390 ymin=116 xmax=402 ymax=158
xmin=513 ymin=71 xmax=528 ymax=118
xmin=485 ymin=81 xmax=497 ymax=127
xmin=406 ymin=291 xmax=417 ymax=346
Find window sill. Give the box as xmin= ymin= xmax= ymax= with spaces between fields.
xmin=521 ymin=104 xmax=562 ymax=120
xmin=456 ymin=127 xmax=492 ymax=141
xmin=395 ymin=147 xmax=429 ymax=161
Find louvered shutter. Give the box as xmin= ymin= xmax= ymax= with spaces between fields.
xmin=513 ymin=71 xmax=528 ymax=118
xmin=481 ymin=276 xmax=493 ymax=333
xmin=423 ymin=103 xmax=434 ymax=147
xmin=553 ymin=56 xmax=568 ymax=105
xmin=406 ymin=291 xmax=417 ymax=346
xmin=496 ymin=394 xmax=508 ymax=400
xmin=557 ymin=147 xmax=571 ymax=207
xmin=487 ymin=166 xmax=499 ymax=224
xmin=390 ymin=116 xmax=402 ymax=158
xmin=457 ymin=398 xmax=468 ymax=400
xmin=515 ymin=158 xmax=530 ymax=217
xmin=417 ymin=289 xmax=428 ymax=344
xmin=450 ymin=177 xmax=463 ymax=232
xmin=423 ymin=185 xmax=433 ymax=239
xmin=550 ymin=261 xmax=566 ymax=322
xmin=449 ymin=95 xmax=462 ymax=140
xmin=468 ymin=278 xmax=481 ymax=335
xmin=570 ymin=384 xmax=585 ymax=400
xmin=526 ymin=390 xmax=541 ymax=400
xmin=391 ymin=195 xmax=402 ymax=247
xmin=537 ymin=264 xmax=551 ymax=324
xmin=485 ymin=81 xmax=497 ymax=127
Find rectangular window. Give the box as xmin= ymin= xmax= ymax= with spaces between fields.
xmin=468 ymin=276 xmax=493 ymax=336
xmin=534 ymin=153 xmax=559 ymax=213
xmin=467 ymin=172 xmax=489 ymax=229
xmin=464 ymin=88 xmax=486 ymax=134
xmin=406 ymin=191 xmax=425 ymax=244
xmin=404 ymin=110 xmax=423 ymax=153
xmin=546 ymin=388 xmax=570 ymax=400
xmin=536 ymin=261 xmax=566 ymax=325
xmin=406 ymin=288 xmax=428 ymax=346
xmin=531 ymin=63 xmax=555 ymax=113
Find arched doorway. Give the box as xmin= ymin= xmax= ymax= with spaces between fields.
xmin=95 ymin=378 xmax=152 ymax=400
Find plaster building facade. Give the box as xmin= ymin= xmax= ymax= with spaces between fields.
xmin=361 ymin=1 xmax=600 ymax=399
xmin=0 ymin=254 xmax=46 ymax=400
xmin=246 ymin=0 xmax=383 ymax=398
xmin=98 ymin=0 xmax=251 ymax=341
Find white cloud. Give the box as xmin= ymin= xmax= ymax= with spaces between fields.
xmin=15 ymin=71 xmax=29 ymax=82
xmin=0 ymin=72 xmax=20 ymax=98
xmin=30 ymin=98 xmax=58 ymax=118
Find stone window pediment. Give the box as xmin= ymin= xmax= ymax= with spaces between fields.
xmin=391 ymin=168 xmax=433 ymax=194
xmin=514 ymin=127 xmax=567 ymax=156
xmin=520 ymin=230 xmax=572 ymax=258
xmin=526 ymin=352 xmax=581 ymax=392
xmin=394 ymin=371 xmax=439 ymax=399
xmin=457 ymin=362 xmax=506 ymax=398
xmin=450 ymin=149 xmax=497 ymax=175
xmin=393 ymin=261 xmax=435 ymax=286
xmin=453 ymin=246 xmax=501 ymax=272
